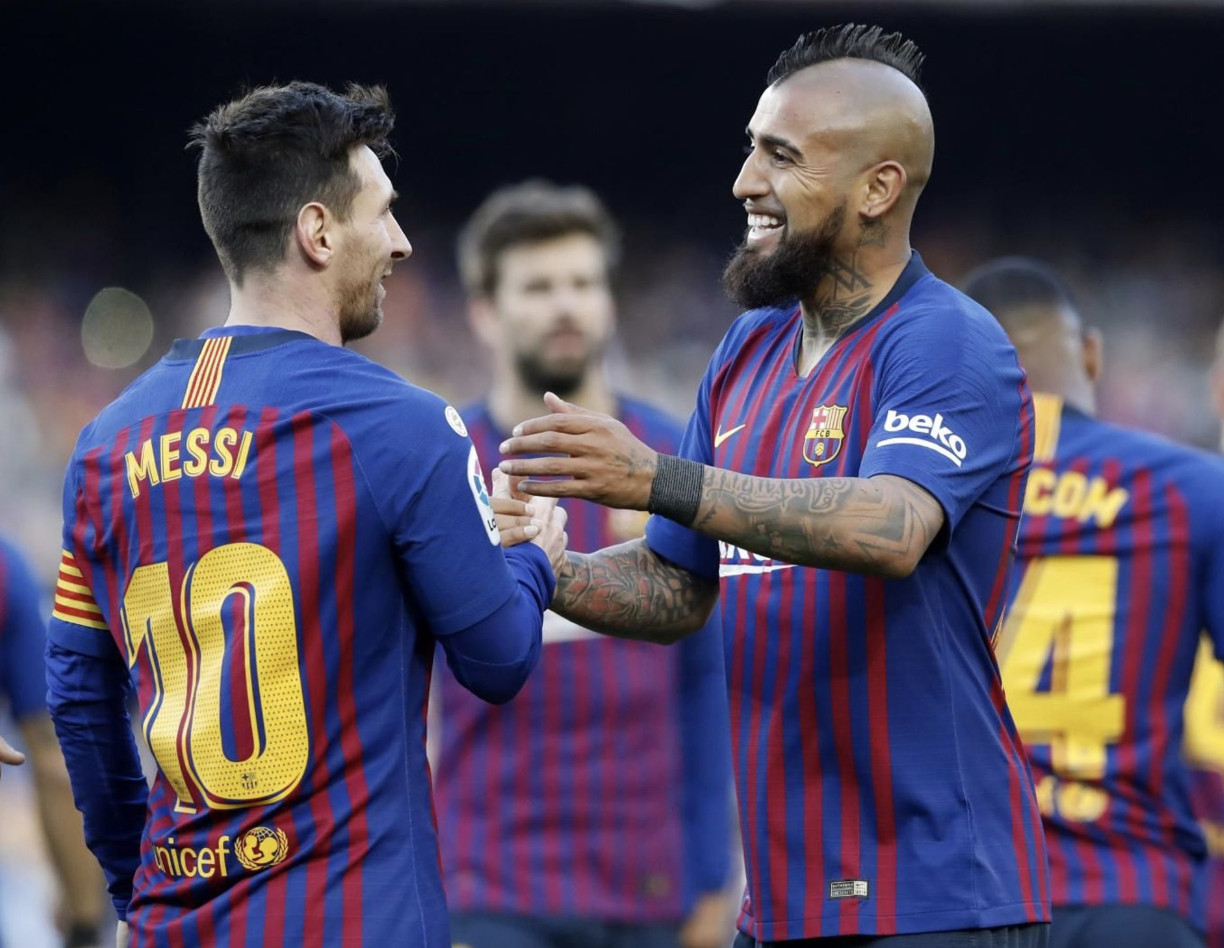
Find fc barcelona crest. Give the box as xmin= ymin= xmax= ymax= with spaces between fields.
xmin=803 ymin=404 xmax=848 ymax=468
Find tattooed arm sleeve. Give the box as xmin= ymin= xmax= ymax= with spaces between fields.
xmin=692 ymin=471 xmax=944 ymax=579
xmin=550 ymin=538 xmax=720 ymax=645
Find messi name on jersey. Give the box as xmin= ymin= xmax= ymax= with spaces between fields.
xmin=125 ymin=425 xmax=255 ymax=498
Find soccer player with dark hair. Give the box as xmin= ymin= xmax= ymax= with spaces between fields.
xmin=500 ymin=24 xmax=1050 ymax=948
xmin=963 ymin=256 xmax=1224 ymax=948
xmin=44 ymin=81 xmax=565 ymax=948
xmin=435 ymin=180 xmax=733 ymax=948
xmin=0 ymin=537 xmax=108 ymax=948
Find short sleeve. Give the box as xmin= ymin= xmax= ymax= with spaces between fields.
xmin=645 ymin=359 xmax=721 ymax=581
xmin=0 ymin=543 xmax=50 ymax=720
xmin=859 ymin=306 xmax=1028 ymax=535
xmin=370 ymin=396 xmax=520 ymax=635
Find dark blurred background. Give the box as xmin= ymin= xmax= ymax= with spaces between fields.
xmin=1 ymin=2 xmax=1222 ymax=937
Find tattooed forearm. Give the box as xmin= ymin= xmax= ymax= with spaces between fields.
xmin=552 ymin=538 xmax=719 ymax=645
xmin=692 ymin=471 xmax=944 ymax=578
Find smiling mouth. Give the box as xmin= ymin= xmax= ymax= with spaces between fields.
xmin=747 ymin=212 xmax=785 ymax=241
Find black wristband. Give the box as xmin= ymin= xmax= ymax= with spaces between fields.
xmin=648 ymin=454 xmax=706 ymax=526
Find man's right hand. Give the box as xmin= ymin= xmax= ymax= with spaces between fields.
xmin=0 ymin=732 xmax=24 ymax=780
xmin=492 ymin=469 xmax=568 ymax=578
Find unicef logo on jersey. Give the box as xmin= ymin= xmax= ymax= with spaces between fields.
xmin=467 ymin=445 xmax=501 ymax=545
xmin=234 ymin=825 xmax=290 ymax=872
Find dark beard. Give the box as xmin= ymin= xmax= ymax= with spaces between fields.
xmin=514 ymin=350 xmax=586 ymax=399
xmin=722 ymin=202 xmax=846 ymax=310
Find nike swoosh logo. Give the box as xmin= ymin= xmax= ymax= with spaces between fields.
xmin=714 ymin=424 xmax=747 ymax=448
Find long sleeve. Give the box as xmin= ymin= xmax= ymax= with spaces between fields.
xmin=46 ymin=637 xmax=148 ymax=921
xmin=437 ymin=542 xmax=553 ymax=705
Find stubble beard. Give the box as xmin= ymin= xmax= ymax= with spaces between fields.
xmin=513 ymin=348 xmax=589 ymax=400
xmin=722 ymin=202 xmax=847 ymax=311
xmin=338 ymin=271 xmax=384 ymax=345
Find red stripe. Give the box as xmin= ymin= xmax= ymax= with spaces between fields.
xmin=796 ymin=563 xmax=823 ymax=936
xmin=762 ymin=569 xmax=789 ymax=935
xmin=827 ymin=572 xmax=861 ymax=935
xmin=984 ymin=381 xmax=1034 ymax=630
xmin=329 ymin=422 xmax=368 ymax=942
xmin=291 ymin=412 xmax=325 ymax=948
xmin=864 ymin=578 xmax=897 ymax=932
xmin=994 ymin=677 xmax=1039 ymax=916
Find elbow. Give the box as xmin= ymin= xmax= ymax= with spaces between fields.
xmin=876 ymin=549 xmax=922 ymax=580
xmin=474 ymin=671 xmax=531 ymax=706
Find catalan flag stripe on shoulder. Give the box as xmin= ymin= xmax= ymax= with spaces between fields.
xmin=182 ymin=336 xmax=233 ymax=409
xmin=52 ymin=550 xmax=108 ymax=629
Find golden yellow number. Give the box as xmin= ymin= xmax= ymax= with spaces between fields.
xmin=999 ymin=555 xmax=1125 ymax=782
xmin=1184 ymin=636 xmax=1224 ymax=776
xmin=122 ymin=542 xmax=309 ymax=811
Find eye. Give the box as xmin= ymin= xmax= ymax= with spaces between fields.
xmin=742 ymin=144 xmax=754 ymax=156
xmin=771 ymin=149 xmax=791 ymax=166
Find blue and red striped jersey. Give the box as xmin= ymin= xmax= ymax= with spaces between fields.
xmin=47 ymin=326 xmax=529 ymax=947
xmin=646 ymin=253 xmax=1047 ymax=940
xmin=1185 ymin=640 xmax=1224 ymax=947
xmin=0 ymin=537 xmax=48 ymax=722
xmin=433 ymin=398 xmax=731 ymax=922
xmin=1002 ymin=394 xmax=1224 ymax=931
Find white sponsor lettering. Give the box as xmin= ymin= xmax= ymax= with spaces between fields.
xmin=541 ymin=610 xmax=601 ymax=644
xmin=877 ymin=409 xmax=968 ymax=467
xmin=718 ymin=541 xmax=795 ymax=578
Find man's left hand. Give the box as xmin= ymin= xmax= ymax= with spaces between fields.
xmin=498 ymin=392 xmax=657 ymax=510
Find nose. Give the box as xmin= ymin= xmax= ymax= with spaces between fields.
xmin=389 ymin=214 xmax=412 ymax=260
xmin=732 ymin=148 xmax=767 ymax=201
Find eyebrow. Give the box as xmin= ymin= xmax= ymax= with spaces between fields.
xmin=746 ymin=128 xmax=804 ymax=161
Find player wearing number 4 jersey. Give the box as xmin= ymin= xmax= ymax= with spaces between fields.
xmin=965 ymin=258 xmax=1224 ymax=948
xmin=45 ymin=82 xmax=564 ymax=948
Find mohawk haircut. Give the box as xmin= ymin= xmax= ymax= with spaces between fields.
xmin=961 ymin=257 xmax=1078 ymax=323
xmin=188 ymin=81 xmax=395 ymax=285
xmin=767 ymin=24 xmax=925 ymax=91
xmin=458 ymin=179 xmax=621 ymax=298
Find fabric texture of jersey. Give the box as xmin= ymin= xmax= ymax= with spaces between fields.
xmin=0 ymin=537 xmax=49 ymax=721
xmin=1185 ymin=640 xmax=1224 ymax=948
xmin=646 ymin=253 xmax=1047 ymax=939
xmin=1003 ymin=395 xmax=1224 ymax=933
xmin=433 ymin=398 xmax=731 ymax=922
xmin=47 ymin=326 xmax=532 ymax=948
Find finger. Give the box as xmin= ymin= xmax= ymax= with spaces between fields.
xmin=490 ymin=495 xmax=532 ymax=518
xmin=491 ymin=466 xmax=513 ymax=500
xmin=0 ymin=733 xmax=25 ymax=767
xmin=527 ymin=495 xmax=560 ymax=517
xmin=499 ymin=456 xmax=583 ymax=478
xmin=543 ymin=391 xmax=586 ymax=414
xmin=495 ymin=512 xmax=538 ymax=531
xmin=499 ymin=524 xmax=542 ymax=547
xmin=516 ymin=478 xmax=580 ymax=499
xmin=505 ymin=413 xmax=597 ymax=442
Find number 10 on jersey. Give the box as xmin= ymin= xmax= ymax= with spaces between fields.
xmin=122 ymin=542 xmax=309 ymax=811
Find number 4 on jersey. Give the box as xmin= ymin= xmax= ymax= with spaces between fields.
xmin=999 ymin=555 xmax=1126 ymax=781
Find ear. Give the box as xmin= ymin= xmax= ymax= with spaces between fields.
xmin=860 ymin=160 xmax=908 ymax=221
xmin=468 ymin=295 xmax=501 ymax=347
xmin=1082 ymin=326 xmax=1104 ymax=383
xmin=295 ymin=202 xmax=334 ymax=267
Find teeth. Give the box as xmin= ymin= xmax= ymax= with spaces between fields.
xmin=748 ymin=213 xmax=783 ymax=230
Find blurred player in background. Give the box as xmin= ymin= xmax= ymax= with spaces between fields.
xmin=500 ymin=25 xmax=1050 ymax=947
xmin=0 ymin=537 xmax=107 ymax=948
xmin=964 ymin=257 xmax=1224 ymax=948
xmin=434 ymin=181 xmax=733 ymax=948
xmin=44 ymin=81 xmax=564 ymax=948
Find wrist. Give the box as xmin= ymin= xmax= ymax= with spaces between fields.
xmin=648 ymin=454 xmax=706 ymax=526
